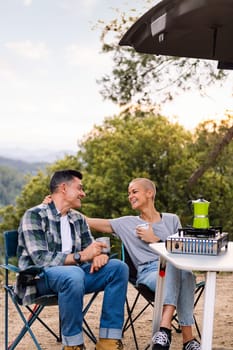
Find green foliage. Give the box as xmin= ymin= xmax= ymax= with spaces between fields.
xmin=0 ymin=157 xmax=49 ymax=207
xmin=79 ymin=111 xmax=233 ymax=240
xmin=183 ymin=115 xmax=233 ymax=234
xmin=79 ymin=110 xmax=193 ymax=218
xmin=0 ymin=166 xmax=25 ymax=206
xmin=1 ymin=112 xmax=233 ymax=257
xmin=1 ymin=2 xmax=233 ymax=260
xmin=97 ymin=3 xmax=228 ymax=106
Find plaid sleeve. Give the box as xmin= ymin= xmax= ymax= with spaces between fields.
xmin=18 ymin=208 xmax=66 ymax=268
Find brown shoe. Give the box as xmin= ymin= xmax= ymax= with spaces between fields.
xmin=63 ymin=345 xmax=85 ymax=350
xmin=95 ymin=338 xmax=123 ymax=350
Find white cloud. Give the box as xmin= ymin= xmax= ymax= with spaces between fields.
xmin=57 ymin=0 xmax=98 ymax=15
xmin=0 ymin=59 xmax=16 ymax=80
xmin=22 ymin=0 xmax=32 ymax=6
xmin=65 ymin=44 xmax=96 ymax=66
xmin=5 ymin=40 xmax=49 ymax=60
xmin=64 ymin=43 xmax=112 ymax=69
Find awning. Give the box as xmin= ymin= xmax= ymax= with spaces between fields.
xmin=119 ymin=0 xmax=233 ymax=69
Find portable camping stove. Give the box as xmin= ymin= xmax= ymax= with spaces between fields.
xmin=166 ymin=226 xmax=229 ymax=256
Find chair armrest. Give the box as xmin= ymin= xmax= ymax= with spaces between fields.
xmin=19 ymin=265 xmax=44 ymax=276
xmin=0 ymin=263 xmax=20 ymax=273
xmin=0 ymin=264 xmax=43 ymax=276
xmin=109 ymin=253 xmax=118 ymax=259
xmin=16 ymin=266 xmax=44 ymax=288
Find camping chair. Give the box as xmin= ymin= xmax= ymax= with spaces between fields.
xmin=121 ymin=244 xmax=205 ymax=350
xmin=0 ymin=230 xmax=100 ymax=350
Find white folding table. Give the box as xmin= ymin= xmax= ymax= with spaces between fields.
xmin=149 ymin=241 xmax=233 ymax=350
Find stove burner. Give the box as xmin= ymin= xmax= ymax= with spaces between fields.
xmin=178 ymin=226 xmax=222 ymax=238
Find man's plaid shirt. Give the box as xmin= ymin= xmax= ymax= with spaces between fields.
xmin=15 ymin=201 xmax=94 ymax=305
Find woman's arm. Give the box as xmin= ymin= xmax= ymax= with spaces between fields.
xmin=86 ymin=217 xmax=113 ymax=234
xmin=42 ymin=195 xmax=113 ymax=234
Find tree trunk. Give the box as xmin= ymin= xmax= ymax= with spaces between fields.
xmin=188 ymin=125 xmax=233 ymax=188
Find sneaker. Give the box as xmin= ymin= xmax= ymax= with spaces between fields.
xmin=152 ymin=329 xmax=171 ymax=350
xmin=183 ymin=338 xmax=201 ymax=350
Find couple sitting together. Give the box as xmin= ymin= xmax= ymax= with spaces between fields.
xmin=16 ymin=169 xmax=200 ymax=350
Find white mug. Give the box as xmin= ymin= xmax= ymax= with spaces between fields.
xmin=136 ymin=223 xmax=149 ymax=230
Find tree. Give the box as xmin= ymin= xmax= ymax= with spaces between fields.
xmin=183 ymin=115 xmax=233 ymax=232
xmin=96 ymin=2 xmax=233 ymax=188
xmin=0 ymin=166 xmax=25 ymax=206
xmin=1 ymin=111 xmax=233 ymax=253
xmin=78 ymin=110 xmax=194 ymax=218
xmin=77 ymin=111 xmax=233 ymax=236
xmin=97 ymin=2 xmax=228 ymax=107
xmin=188 ymin=114 xmax=233 ymax=188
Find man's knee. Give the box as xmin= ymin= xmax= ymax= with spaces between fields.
xmin=107 ymin=259 xmax=129 ymax=280
xmin=46 ymin=266 xmax=85 ymax=292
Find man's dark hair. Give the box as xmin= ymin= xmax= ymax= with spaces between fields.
xmin=49 ymin=169 xmax=83 ymax=193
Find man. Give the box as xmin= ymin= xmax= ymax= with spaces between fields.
xmin=86 ymin=178 xmax=201 ymax=350
xmin=17 ymin=169 xmax=129 ymax=350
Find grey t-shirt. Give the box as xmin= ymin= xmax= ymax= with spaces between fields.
xmin=109 ymin=213 xmax=181 ymax=269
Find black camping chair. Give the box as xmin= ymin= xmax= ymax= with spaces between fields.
xmin=121 ymin=244 xmax=205 ymax=350
xmin=0 ymin=230 xmax=101 ymax=350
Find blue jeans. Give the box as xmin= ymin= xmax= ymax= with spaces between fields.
xmin=36 ymin=259 xmax=129 ymax=346
xmin=136 ymin=260 xmax=195 ymax=326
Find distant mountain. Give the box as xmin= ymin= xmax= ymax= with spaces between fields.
xmin=0 ymin=146 xmax=76 ymax=163
xmin=0 ymin=156 xmax=48 ymax=174
xmin=0 ymin=156 xmax=50 ymax=207
xmin=0 ymin=150 xmax=75 ymax=207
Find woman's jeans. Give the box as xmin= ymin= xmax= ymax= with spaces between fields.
xmin=137 ymin=260 xmax=195 ymax=326
xmin=36 ymin=259 xmax=129 ymax=346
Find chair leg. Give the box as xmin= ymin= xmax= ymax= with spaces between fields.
xmin=82 ymin=292 xmax=99 ymax=344
xmin=6 ymin=295 xmax=43 ymax=350
xmin=171 ymin=281 xmax=205 ymax=339
xmin=124 ymin=296 xmax=139 ymax=350
xmin=171 ymin=313 xmax=182 ymax=333
xmin=193 ymin=281 xmax=205 ymax=339
xmin=5 ymin=288 xmax=9 ymax=350
xmin=123 ymin=294 xmax=152 ymax=332
xmin=83 ymin=318 xmax=97 ymax=344
xmin=123 ymin=292 xmax=141 ymax=333
xmin=5 ymin=287 xmax=61 ymax=349
xmin=26 ymin=304 xmax=61 ymax=342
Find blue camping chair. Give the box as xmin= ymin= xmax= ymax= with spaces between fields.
xmin=0 ymin=230 xmax=100 ymax=349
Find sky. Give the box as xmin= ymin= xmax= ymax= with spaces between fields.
xmin=0 ymin=0 xmax=233 ymax=160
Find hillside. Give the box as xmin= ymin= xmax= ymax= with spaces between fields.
xmin=0 ymin=156 xmax=49 ymax=207
xmin=0 ymin=156 xmax=49 ymax=174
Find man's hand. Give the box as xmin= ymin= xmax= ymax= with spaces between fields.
xmin=80 ymin=241 xmax=107 ymax=262
xmin=90 ymin=254 xmax=109 ymax=273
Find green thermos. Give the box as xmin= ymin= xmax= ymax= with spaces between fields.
xmin=192 ymin=198 xmax=210 ymax=229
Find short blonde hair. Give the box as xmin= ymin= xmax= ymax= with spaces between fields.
xmin=129 ymin=178 xmax=156 ymax=199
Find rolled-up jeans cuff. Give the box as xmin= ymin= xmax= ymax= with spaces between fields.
xmin=99 ymin=328 xmax=122 ymax=339
xmin=179 ymin=318 xmax=195 ymax=326
xmin=62 ymin=332 xmax=83 ymax=346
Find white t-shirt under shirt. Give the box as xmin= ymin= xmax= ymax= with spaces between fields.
xmin=60 ymin=214 xmax=72 ymax=253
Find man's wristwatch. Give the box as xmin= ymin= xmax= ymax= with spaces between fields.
xmin=73 ymin=252 xmax=81 ymax=265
